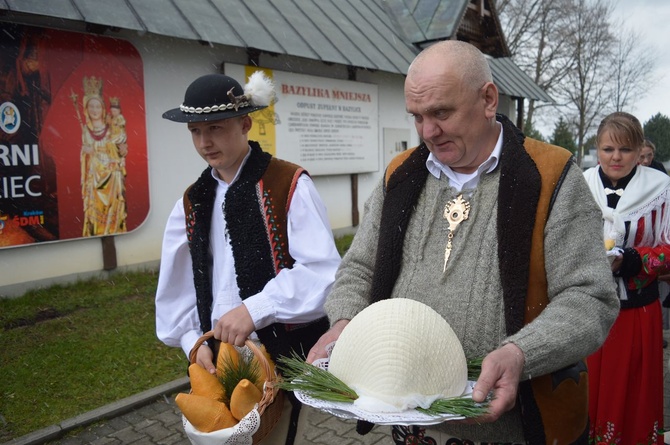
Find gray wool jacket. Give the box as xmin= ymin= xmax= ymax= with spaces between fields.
xmin=324 ymin=140 xmax=618 ymax=442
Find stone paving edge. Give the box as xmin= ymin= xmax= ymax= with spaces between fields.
xmin=1 ymin=377 xmax=190 ymax=445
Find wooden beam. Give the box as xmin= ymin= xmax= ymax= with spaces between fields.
xmin=101 ymin=236 xmax=117 ymax=271
xmin=351 ymin=174 xmax=359 ymax=227
xmin=348 ymin=65 xmax=359 ymax=228
xmin=467 ymin=0 xmax=491 ymax=17
xmin=246 ymin=48 xmax=261 ymax=67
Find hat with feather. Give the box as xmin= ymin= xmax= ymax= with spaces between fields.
xmin=162 ymin=71 xmax=275 ymax=123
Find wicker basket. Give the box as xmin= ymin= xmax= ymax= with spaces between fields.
xmin=185 ymin=331 xmax=284 ymax=444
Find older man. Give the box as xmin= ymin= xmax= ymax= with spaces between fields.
xmin=309 ymin=41 xmax=618 ymax=444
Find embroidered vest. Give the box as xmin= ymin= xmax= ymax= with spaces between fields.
xmin=378 ymin=116 xmax=587 ymax=445
xmin=183 ymin=141 xmax=326 ymax=361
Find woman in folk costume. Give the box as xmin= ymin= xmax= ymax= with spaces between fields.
xmin=584 ymin=111 xmax=670 ymax=444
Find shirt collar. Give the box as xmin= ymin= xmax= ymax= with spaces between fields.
xmin=425 ymin=123 xmax=503 ymax=187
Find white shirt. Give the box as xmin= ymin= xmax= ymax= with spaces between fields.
xmin=155 ymin=149 xmax=342 ymax=357
xmin=425 ymin=123 xmax=503 ymax=192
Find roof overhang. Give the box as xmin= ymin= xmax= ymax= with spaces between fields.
xmin=488 ymin=57 xmax=553 ymax=103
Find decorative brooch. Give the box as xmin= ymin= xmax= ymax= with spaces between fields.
xmin=443 ymin=194 xmax=470 ymax=272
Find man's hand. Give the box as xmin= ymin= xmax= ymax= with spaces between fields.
xmin=212 ymin=305 xmax=255 ymax=347
xmin=306 ymin=319 xmax=349 ymax=363
xmin=462 ymin=342 xmax=525 ymax=424
xmin=195 ymin=343 xmax=216 ymax=374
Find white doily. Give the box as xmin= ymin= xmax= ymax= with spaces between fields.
xmin=294 ymin=353 xmax=476 ymax=426
xmin=182 ymin=407 xmax=260 ymax=445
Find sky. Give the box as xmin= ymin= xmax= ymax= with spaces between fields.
xmin=612 ymin=0 xmax=670 ymax=125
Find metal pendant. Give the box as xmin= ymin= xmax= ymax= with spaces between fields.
xmin=443 ymin=194 xmax=470 ymax=272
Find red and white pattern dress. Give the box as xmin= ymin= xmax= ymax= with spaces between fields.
xmin=584 ymin=165 xmax=670 ymax=445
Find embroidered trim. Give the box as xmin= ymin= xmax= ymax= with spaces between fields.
xmin=185 ymin=206 xmax=196 ymax=245
xmin=259 ymin=181 xmax=290 ymax=273
xmin=590 ymin=419 xmax=660 ymax=444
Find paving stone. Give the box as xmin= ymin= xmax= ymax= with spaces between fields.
xmin=315 ymin=415 xmax=360 ymax=437
xmin=117 ymin=412 xmax=146 ymax=425
xmin=152 ymin=411 xmax=181 ymax=428
xmin=90 ymin=438 xmax=122 ymax=445
xmin=138 ymin=422 xmax=173 ymax=441
xmin=109 ymin=426 xmax=145 ymax=444
xmin=151 ymin=400 xmax=175 ymax=414
xmin=54 ymin=437 xmax=85 ymax=445
xmin=154 ymin=432 xmax=188 ymax=445
xmin=105 ymin=417 xmax=131 ymax=432
xmin=303 ymin=429 xmax=357 ymax=445
xmin=68 ymin=430 xmax=101 ymax=443
xmin=89 ymin=424 xmax=116 ymax=437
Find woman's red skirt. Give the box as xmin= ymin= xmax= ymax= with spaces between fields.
xmin=588 ymin=299 xmax=664 ymax=444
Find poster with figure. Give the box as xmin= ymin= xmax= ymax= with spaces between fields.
xmin=0 ymin=24 xmax=149 ymax=248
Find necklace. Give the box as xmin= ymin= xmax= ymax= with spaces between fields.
xmin=443 ymin=194 xmax=470 ymax=272
xmin=87 ymin=123 xmax=108 ymax=141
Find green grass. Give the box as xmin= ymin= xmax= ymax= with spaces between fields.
xmin=0 ymin=270 xmax=186 ymax=441
xmin=334 ymin=233 xmax=354 ymax=256
xmin=0 ymin=233 xmax=355 ymax=442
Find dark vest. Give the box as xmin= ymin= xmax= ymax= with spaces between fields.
xmin=377 ymin=115 xmax=588 ymax=445
xmin=183 ymin=141 xmax=328 ymax=362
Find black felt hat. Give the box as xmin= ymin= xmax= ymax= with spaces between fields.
xmin=162 ymin=73 xmax=269 ymax=123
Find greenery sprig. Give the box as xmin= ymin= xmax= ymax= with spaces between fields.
xmin=218 ymin=354 xmax=260 ymax=406
xmin=276 ymin=353 xmax=358 ymax=403
xmin=467 ymin=357 xmax=483 ymax=381
xmin=417 ymin=396 xmax=489 ymax=417
xmin=276 ymin=353 xmax=490 ymax=418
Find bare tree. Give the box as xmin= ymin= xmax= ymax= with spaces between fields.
xmin=495 ymin=0 xmax=513 ymax=14
xmin=496 ymin=0 xmax=656 ymax=162
xmin=610 ymin=26 xmax=656 ymax=112
xmin=558 ymin=0 xmax=616 ymax=163
xmin=496 ymin=0 xmax=575 ymax=131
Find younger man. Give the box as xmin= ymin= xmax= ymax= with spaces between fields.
xmin=156 ymin=72 xmax=341 ymax=443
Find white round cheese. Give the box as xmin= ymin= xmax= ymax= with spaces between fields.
xmin=328 ymin=298 xmax=467 ymax=412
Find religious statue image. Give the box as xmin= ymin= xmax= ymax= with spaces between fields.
xmin=70 ymin=76 xmax=128 ymax=236
xmin=107 ymin=96 xmax=127 ymax=177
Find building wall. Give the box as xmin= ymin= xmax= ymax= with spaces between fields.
xmin=0 ymin=29 xmax=418 ymax=297
xmin=0 ymin=26 xmax=519 ymax=297
xmin=498 ymin=95 xmax=516 ymax=125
